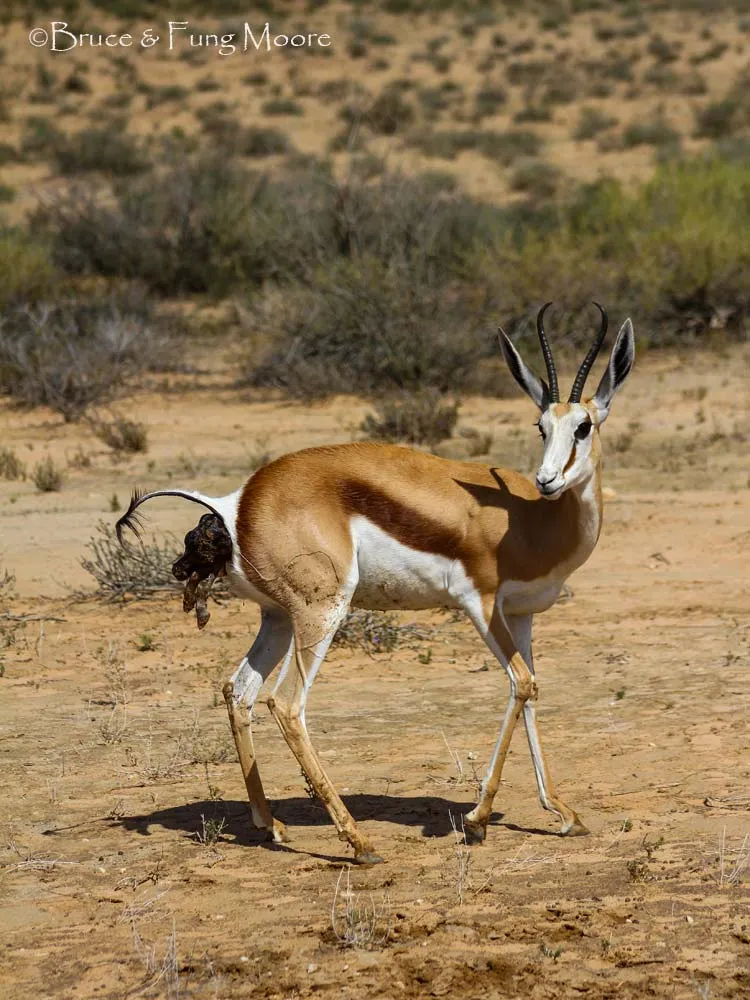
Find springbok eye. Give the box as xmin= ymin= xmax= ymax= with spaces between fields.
xmin=536 ymin=421 xmax=547 ymax=440
xmin=575 ymin=419 xmax=592 ymax=441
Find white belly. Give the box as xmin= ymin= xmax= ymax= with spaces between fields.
xmin=350 ymin=516 xmax=459 ymax=611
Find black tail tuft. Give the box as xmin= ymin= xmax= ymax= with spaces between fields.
xmin=116 ymin=488 xmax=147 ymax=544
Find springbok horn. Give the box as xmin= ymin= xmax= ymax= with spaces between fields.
xmin=568 ymin=302 xmax=608 ymax=403
xmin=536 ymin=302 xmax=559 ymax=403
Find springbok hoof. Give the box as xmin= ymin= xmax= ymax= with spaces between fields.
xmin=270 ymin=819 xmax=289 ymax=844
xmin=353 ymin=850 xmax=384 ymax=865
xmin=561 ymin=816 xmax=590 ymax=837
xmin=463 ymin=819 xmax=487 ymax=845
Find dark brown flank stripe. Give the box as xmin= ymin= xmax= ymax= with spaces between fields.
xmin=232 ymin=442 xmax=600 ymax=606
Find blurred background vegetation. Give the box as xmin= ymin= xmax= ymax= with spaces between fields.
xmin=1 ymin=0 xmax=749 ymax=419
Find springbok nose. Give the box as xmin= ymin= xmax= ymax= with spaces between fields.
xmin=536 ymin=472 xmax=556 ymax=488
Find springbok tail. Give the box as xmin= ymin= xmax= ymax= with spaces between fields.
xmin=115 ymin=488 xmax=223 ymax=544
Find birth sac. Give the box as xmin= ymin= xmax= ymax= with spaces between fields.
xmin=172 ymin=514 xmax=233 ymax=630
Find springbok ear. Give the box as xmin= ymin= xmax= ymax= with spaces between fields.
xmin=498 ymin=328 xmax=549 ymax=411
xmin=591 ymin=318 xmax=635 ymax=423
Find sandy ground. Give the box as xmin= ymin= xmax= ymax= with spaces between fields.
xmin=1 ymin=345 xmax=749 ymax=999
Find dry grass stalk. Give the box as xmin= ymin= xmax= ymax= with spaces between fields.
xmin=448 ymin=811 xmax=471 ymax=905
xmin=331 ymin=866 xmax=391 ymax=949
xmin=718 ymin=826 xmax=750 ymax=887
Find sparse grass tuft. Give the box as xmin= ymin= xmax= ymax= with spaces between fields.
xmin=90 ymin=415 xmax=148 ymax=454
xmin=331 ymin=867 xmax=390 ymax=949
xmin=32 ymin=456 xmax=63 ymax=492
xmin=717 ymin=827 xmax=750 ymax=887
xmin=332 ymin=610 xmax=431 ymax=655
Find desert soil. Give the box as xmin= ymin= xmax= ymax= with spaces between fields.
xmin=1 ymin=346 xmax=749 ymax=999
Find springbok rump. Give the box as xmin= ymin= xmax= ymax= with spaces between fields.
xmin=117 ymin=303 xmax=635 ymax=863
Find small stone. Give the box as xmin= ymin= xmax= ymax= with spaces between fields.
xmin=307 ymin=963 xmax=318 ymax=974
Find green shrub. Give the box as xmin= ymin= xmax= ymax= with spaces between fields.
xmin=481 ymin=157 xmax=750 ymax=343
xmin=0 ymin=231 xmax=58 ymax=310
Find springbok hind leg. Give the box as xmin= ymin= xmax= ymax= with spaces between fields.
xmin=224 ymin=607 xmax=293 ymax=844
xmin=508 ymin=613 xmax=588 ymax=836
xmin=266 ymin=605 xmax=383 ymax=864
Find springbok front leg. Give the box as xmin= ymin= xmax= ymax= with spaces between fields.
xmin=266 ymin=604 xmax=382 ymax=864
xmin=507 ymin=613 xmax=588 ymax=836
xmin=463 ymin=597 xmax=539 ymax=844
xmin=224 ymin=607 xmax=293 ymax=844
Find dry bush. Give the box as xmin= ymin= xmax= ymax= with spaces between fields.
xmin=332 ymin=610 xmax=432 ymax=655
xmin=0 ymin=291 xmax=167 ymax=421
xmin=622 ymin=109 xmax=680 ymax=149
xmin=53 ymin=124 xmax=149 ymax=177
xmin=511 ymin=159 xmax=563 ymax=200
xmin=361 ymin=390 xmax=460 ymax=445
xmin=244 ymin=170 xmax=505 ymax=397
xmin=0 ymin=448 xmax=25 ymax=481
xmin=34 ymin=154 xmax=334 ymax=296
xmin=408 ymin=127 xmax=542 ymax=163
xmin=80 ymin=520 xmax=179 ymax=601
xmin=574 ymin=107 xmax=618 ymax=140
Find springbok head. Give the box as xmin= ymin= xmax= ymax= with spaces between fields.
xmin=499 ymin=302 xmax=635 ymax=499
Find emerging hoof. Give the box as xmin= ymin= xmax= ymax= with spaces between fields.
xmin=353 ymin=850 xmax=384 ymax=866
xmin=463 ymin=818 xmax=487 ymax=846
xmin=270 ymin=819 xmax=289 ymax=844
xmin=561 ymin=815 xmax=590 ymax=837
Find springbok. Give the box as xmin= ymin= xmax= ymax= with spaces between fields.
xmin=117 ymin=303 xmax=635 ymax=863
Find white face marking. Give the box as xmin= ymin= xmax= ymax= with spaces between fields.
xmin=536 ymin=403 xmax=596 ymax=498
xmin=351 ymin=516 xmax=477 ymax=612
